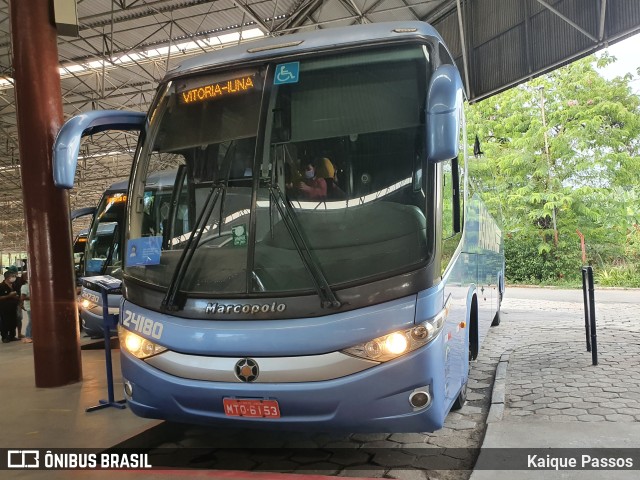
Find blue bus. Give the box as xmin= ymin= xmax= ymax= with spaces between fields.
xmin=54 ymin=21 xmax=504 ymax=432
xmin=71 ymin=180 xmax=127 ymax=337
xmin=74 ymin=174 xmax=177 ymax=338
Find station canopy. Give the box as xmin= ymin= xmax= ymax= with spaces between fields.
xmin=0 ymin=0 xmax=639 ymax=251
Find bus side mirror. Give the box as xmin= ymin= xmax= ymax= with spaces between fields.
xmin=426 ymin=64 xmax=463 ymax=163
xmin=53 ymin=110 xmax=146 ymax=189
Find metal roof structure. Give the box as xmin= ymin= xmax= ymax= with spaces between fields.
xmin=0 ymin=0 xmax=639 ymax=252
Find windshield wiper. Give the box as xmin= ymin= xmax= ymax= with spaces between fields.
xmin=268 ymin=184 xmax=341 ymax=309
xmin=161 ymin=182 xmax=224 ymax=311
xmin=100 ymin=224 xmax=119 ymax=276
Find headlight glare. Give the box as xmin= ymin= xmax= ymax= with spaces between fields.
xmin=385 ymin=332 xmax=408 ymax=355
xmin=118 ymin=325 xmax=167 ymax=359
xmin=124 ymin=333 xmax=142 ymax=353
xmin=341 ymin=301 xmax=450 ymax=362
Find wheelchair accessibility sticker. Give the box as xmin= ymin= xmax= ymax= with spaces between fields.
xmin=274 ymin=62 xmax=300 ymax=85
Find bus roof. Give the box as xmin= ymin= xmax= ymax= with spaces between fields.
xmin=166 ymin=21 xmax=443 ymax=81
xmin=105 ymin=169 xmax=177 ymax=194
xmin=106 ymin=178 xmax=128 ymax=193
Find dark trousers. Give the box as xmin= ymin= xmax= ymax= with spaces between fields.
xmin=1 ymin=310 xmax=17 ymax=340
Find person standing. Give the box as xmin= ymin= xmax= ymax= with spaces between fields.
xmin=0 ymin=271 xmax=20 ymax=343
xmin=20 ymin=271 xmax=32 ymax=343
xmin=7 ymin=266 xmax=24 ymax=338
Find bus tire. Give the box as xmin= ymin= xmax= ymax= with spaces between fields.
xmin=453 ymin=334 xmax=472 ymax=411
xmin=451 ymin=380 xmax=467 ymax=410
xmin=491 ymin=291 xmax=502 ymax=326
xmin=491 ymin=308 xmax=501 ymax=326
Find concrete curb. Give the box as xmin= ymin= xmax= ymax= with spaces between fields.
xmin=506 ymin=284 xmax=640 ymax=291
xmin=486 ymin=351 xmax=510 ymax=423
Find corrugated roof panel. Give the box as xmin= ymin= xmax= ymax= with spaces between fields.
xmin=368 ymin=10 xmax=424 ymax=23
xmin=57 ymin=41 xmax=101 ymax=62
xmin=313 ymin=0 xmax=356 ymax=24
xmin=247 ymin=0 xmax=300 ymax=21
xmin=472 ymin=26 xmax=527 ymax=97
xmin=528 ymin=0 xmax=563 ymax=17
xmin=433 ymin=9 xmax=460 ymax=57
xmin=369 ymin=0 xmax=430 ymax=21
xmin=76 ymin=0 xmax=114 ymax=19
xmin=471 ymin=0 xmax=524 ymax=47
xmin=606 ymin=0 xmax=640 ymax=39
xmin=529 ymin=1 xmax=597 ymax=70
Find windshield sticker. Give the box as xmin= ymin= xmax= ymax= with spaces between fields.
xmin=126 ymin=236 xmax=162 ymax=267
xmin=232 ymin=224 xmax=248 ymax=246
xmin=87 ymin=258 xmax=105 ymax=272
xmin=274 ymin=62 xmax=299 ymax=85
xmin=180 ymin=75 xmax=255 ymax=104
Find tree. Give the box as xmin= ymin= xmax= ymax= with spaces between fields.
xmin=466 ymin=54 xmax=640 ymax=283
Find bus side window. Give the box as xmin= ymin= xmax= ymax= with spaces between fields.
xmin=442 ymin=158 xmax=461 ymax=238
xmin=442 ymin=157 xmax=462 ymax=275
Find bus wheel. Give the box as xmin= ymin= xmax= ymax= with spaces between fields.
xmin=453 ymin=339 xmax=471 ymax=410
xmin=491 ymin=296 xmax=502 ymax=326
xmin=451 ymin=380 xmax=467 ymax=410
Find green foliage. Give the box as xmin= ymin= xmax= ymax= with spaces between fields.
xmin=596 ymin=264 xmax=640 ymax=288
xmin=505 ymin=234 xmax=582 ymax=284
xmin=467 ymin=54 xmax=640 ymax=287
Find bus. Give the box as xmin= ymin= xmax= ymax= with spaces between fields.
xmin=75 ymin=174 xmax=177 ymax=338
xmin=53 ymin=21 xmax=504 ymax=432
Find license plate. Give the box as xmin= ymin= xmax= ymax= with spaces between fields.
xmin=223 ymin=398 xmax=280 ymax=418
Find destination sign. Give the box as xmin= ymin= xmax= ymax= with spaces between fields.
xmin=107 ymin=193 xmax=126 ymax=203
xmin=180 ymin=75 xmax=255 ymax=104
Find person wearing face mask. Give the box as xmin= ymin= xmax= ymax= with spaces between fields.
xmin=0 ymin=270 xmax=20 ymax=343
xmin=314 ymin=157 xmax=346 ymax=200
xmin=297 ymin=162 xmax=327 ymax=200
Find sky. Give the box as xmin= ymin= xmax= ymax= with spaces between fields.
xmin=597 ymin=33 xmax=640 ymax=93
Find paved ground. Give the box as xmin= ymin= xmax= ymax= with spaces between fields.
xmin=487 ymin=287 xmax=640 ymax=420
xmin=467 ymin=287 xmax=640 ymax=479
xmin=132 ymin=287 xmax=640 ymax=479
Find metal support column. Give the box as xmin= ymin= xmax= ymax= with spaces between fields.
xmin=10 ymin=0 xmax=82 ymax=386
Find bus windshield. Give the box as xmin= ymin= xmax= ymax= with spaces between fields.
xmin=85 ymin=193 xmax=126 ymax=277
xmin=126 ymin=45 xmax=432 ymax=299
xmin=73 ymin=230 xmax=88 ymax=279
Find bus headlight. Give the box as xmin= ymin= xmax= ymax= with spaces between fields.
xmin=118 ymin=325 xmax=167 ymax=359
xmin=80 ymin=298 xmax=93 ymax=309
xmin=341 ymin=304 xmax=449 ymax=362
xmin=385 ymin=332 xmax=409 ymax=355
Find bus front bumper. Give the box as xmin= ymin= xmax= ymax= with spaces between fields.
xmin=80 ymin=308 xmax=118 ymax=338
xmin=120 ymin=340 xmax=452 ymax=433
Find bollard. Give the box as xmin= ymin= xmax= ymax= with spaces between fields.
xmin=586 ymin=266 xmax=598 ymax=366
xmin=581 ymin=266 xmax=598 ymax=365
xmin=581 ymin=268 xmax=591 ymax=352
